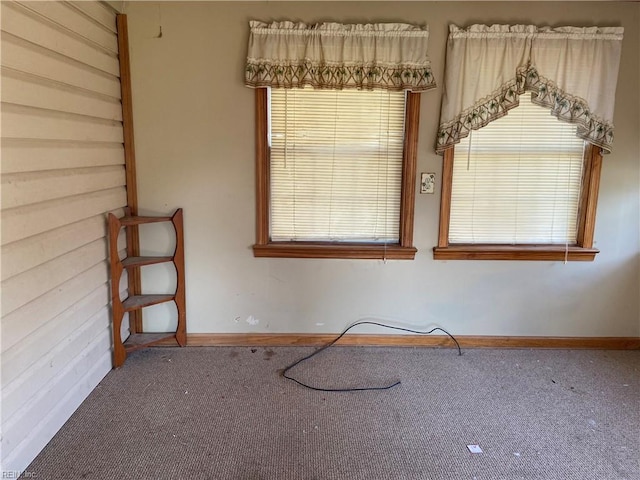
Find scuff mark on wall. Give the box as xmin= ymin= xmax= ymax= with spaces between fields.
xmin=246 ymin=315 xmax=260 ymax=326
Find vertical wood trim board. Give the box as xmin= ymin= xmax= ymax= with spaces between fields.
xmin=116 ymin=14 xmax=142 ymax=333
xmin=0 ymin=1 xmax=125 ymax=473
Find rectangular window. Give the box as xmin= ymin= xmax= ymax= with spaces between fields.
xmin=270 ymin=87 xmax=405 ymax=243
xmin=435 ymin=93 xmax=602 ymax=261
xmin=254 ymin=88 xmax=420 ymax=260
xmin=449 ymin=94 xmax=585 ymax=244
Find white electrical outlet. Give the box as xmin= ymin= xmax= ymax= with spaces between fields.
xmin=420 ymin=172 xmax=436 ymax=194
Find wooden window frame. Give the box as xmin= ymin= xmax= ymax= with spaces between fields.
xmin=253 ymin=88 xmax=420 ymax=260
xmin=433 ymin=143 xmax=602 ymax=261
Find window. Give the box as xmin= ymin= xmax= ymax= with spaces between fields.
xmin=253 ymin=88 xmax=420 ymax=259
xmin=270 ymin=87 xmax=404 ymax=243
xmin=435 ymin=93 xmax=602 ymax=261
xmin=245 ymin=20 xmax=435 ymax=259
xmin=433 ymin=24 xmax=623 ymax=261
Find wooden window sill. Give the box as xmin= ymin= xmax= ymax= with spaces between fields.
xmin=253 ymin=243 xmax=417 ymax=260
xmin=433 ymin=245 xmax=599 ymax=261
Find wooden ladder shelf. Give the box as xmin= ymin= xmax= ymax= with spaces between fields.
xmin=108 ymin=208 xmax=186 ymax=367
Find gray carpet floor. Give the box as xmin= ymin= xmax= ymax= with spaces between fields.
xmin=23 ymin=346 xmax=640 ymax=480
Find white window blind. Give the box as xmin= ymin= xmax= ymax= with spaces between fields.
xmin=269 ymin=87 xmax=406 ymax=242
xmin=450 ymin=93 xmax=585 ymax=244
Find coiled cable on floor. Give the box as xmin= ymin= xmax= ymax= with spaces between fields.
xmin=281 ymin=320 xmax=462 ymax=392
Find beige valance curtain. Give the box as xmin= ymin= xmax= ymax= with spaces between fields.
xmin=436 ymin=25 xmax=624 ymax=154
xmin=245 ymin=21 xmax=436 ymax=92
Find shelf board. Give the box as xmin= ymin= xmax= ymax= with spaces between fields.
xmin=124 ymin=333 xmax=178 ymax=352
xmin=122 ymin=294 xmax=175 ymax=311
xmin=120 ymin=215 xmax=173 ymax=226
xmin=121 ymin=256 xmax=173 ymax=268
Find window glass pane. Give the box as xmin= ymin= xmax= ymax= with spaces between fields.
xmin=270 ymin=87 xmax=406 ymax=242
xmin=450 ymin=93 xmax=585 ymax=244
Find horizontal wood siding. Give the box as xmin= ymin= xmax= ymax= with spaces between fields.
xmin=1 ymin=188 xmax=126 ymax=246
xmin=2 ymin=330 xmax=113 ymax=468
xmin=1 ymin=211 xmax=123 ymax=280
xmin=1 ymin=32 xmax=122 ymax=98
xmin=2 ymin=68 xmax=123 ymax=121
xmin=2 ymin=2 xmax=119 ymax=75
xmin=2 ymin=104 xmax=124 ymax=142
xmin=0 ymin=1 xmax=126 ymax=473
xmin=2 ymin=166 xmax=126 ymax=209
xmin=1 ymin=139 xmax=125 ymax=174
xmin=2 ymin=347 xmax=113 ymax=472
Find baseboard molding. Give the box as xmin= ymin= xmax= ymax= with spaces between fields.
xmin=155 ymin=333 xmax=640 ymax=350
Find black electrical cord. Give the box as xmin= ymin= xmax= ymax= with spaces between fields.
xmin=281 ymin=321 xmax=462 ymax=392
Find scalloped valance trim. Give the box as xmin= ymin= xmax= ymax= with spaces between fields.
xmin=436 ymin=66 xmax=614 ymax=154
xmin=245 ymin=62 xmax=436 ymax=91
xmin=436 ymin=23 xmax=623 ymax=155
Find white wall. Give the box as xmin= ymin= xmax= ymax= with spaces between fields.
xmin=125 ymin=1 xmax=640 ymax=338
xmin=1 ymin=1 xmax=128 ymax=473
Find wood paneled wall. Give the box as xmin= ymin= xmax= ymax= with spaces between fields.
xmin=1 ymin=1 xmax=128 ymax=472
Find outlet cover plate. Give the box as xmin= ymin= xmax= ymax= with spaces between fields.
xmin=420 ymin=172 xmax=436 ymax=194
